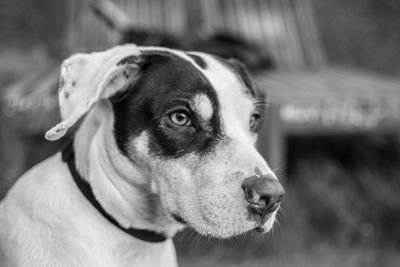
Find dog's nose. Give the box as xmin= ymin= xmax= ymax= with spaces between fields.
xmin=242 ymin=174 xmax=284 ymax=215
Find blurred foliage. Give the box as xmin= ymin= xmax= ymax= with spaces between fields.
xmin=287 ymin=134 xmax=400 ymax=247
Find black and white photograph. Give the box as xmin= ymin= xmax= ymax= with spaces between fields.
xmin=0 ymin=0 xmax=400 ymax=266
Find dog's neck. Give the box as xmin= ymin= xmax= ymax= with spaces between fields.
xmin=72 ymin=101 xmax=182 ymax=238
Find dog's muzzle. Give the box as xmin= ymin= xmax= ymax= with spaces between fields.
xmin=242 ymin=174 xmax=284 ymax=219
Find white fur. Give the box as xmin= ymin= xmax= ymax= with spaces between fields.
xmin=192 ymin=94 xmax=213 ymax=120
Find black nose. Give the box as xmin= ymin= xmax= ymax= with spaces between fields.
xmin=242 ymin=174 xmax=284 ymax=216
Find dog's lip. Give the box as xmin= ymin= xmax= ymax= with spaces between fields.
xmin=170 ymin=213 xmax=188 ymax=225
xmin=247 ymin=212 xmax=274 ymax=234
xmin=253 ymin=225 xmax=267 ymax=233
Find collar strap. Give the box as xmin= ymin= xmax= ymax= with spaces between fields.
xmin=61 ymin=140 xmax=168 ymax=243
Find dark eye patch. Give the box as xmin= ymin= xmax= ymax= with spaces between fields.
xmin=112 ymin=50 xmax=222 ymax=159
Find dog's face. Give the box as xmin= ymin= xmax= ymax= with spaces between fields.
xmin=46 ymin=45 xmax=284 ymax=238
xmin=111 ymin=48 xmax=283 ymax=238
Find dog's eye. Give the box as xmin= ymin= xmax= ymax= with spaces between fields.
xmin=169 ymin=110 xmax=191 ymax=126
xmin=250 ymin=112 xmax=261 ymax=130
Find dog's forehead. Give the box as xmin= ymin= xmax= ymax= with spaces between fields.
xmin=138 ymin=47 xmax=255 ymax=127
xmin=138 ymin=46 xmax=255 ymax=94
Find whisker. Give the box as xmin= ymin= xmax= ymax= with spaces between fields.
xmin=278 ymin=207 xmax=288 ymax=218
xmin=271 ymin=166 xmax=285 ymax=174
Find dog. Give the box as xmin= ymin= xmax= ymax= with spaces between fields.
xmin=0 ymin=44 xmax=284 ymax=267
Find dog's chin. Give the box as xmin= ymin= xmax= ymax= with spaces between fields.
xmin=172 ymin=212 xmax=277 ymax=239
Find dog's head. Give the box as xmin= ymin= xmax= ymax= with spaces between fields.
xmin=46 ymin=45 xmax=284 ymax=238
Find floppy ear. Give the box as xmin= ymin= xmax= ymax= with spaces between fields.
xmin=45 ymin=44 xmax=141 ymax=141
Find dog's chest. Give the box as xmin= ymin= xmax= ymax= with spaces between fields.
xmin=68 ymin=239 xmax=177 ymax=267
xmin=0 ymin=154 xmax=178 ymax=267
xmin=112 ymin=240 xmax=177 ymax=267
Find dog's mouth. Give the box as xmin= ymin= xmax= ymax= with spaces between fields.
xmin=253 ymin=225 xmax=266 ymax=233
xmin=253 ymin=224 xmax=270 ymax=233
xmin=169 ymin=210 xmax=277 ymax=237
xmin=171 ymin=213 xmax=188 ymax=225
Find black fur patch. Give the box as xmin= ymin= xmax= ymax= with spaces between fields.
xmin=112 ymin=50 xmax=222 ymax=159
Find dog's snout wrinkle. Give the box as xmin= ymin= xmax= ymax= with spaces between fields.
xmin=242 ymin=174 xmax=284 ymax=216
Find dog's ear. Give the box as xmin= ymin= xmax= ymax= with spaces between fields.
xmin=45 ymin=45 xmax=141 ymax=141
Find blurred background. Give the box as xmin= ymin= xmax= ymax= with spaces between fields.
xmin=1 ymin=0 xmax=400 ymax=266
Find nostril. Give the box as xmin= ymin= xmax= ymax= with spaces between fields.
xmin=242 ymin=185 xmax=261 ymax=205
xmin=259 ymin=196 xmax=270 ymax=207
xmin=264 ymin=196 xmax=282 ymax=213
xmin=242 ymin=175 xmax=285 ymax=214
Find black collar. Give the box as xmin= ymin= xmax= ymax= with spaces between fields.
xmin=61 ymin=139 xmax=168 ymax=243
